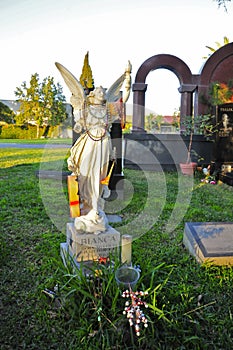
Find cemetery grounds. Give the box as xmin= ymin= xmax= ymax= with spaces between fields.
xmin=1 ymin=140 xmax=233 ymax=349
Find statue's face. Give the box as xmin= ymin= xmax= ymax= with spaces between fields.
xmin=93 ymin=87 xmax=106 ymax=104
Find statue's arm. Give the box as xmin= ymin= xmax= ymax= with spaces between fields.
xmin=73 ymin=107 xmax=86 ymax=133
xmin=122 ymin=60 xmax=132 ymax=103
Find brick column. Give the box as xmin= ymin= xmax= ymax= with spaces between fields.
xmin=132 ymin=83 xmax=147 ymax=132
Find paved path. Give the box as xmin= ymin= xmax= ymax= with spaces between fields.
xmin=0 ymin=142 xmax=70 ymax=149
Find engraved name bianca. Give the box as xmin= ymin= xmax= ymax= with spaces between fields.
xmin=80 ymin=235 xmax=118 ymax=246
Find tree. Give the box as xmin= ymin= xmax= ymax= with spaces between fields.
xmin=15 ymin=73 xmax=67 ymax=138
xmin=41 ymin=76 xmax=67 ymax=126
xmin=214 ymin=0 xmax=231 ymax=11
xmin=203 ymin=36 xmax=230 ymax=59
xmin=79 ymin=51 xmax=94 ymax=94
xmin=207 ymin=80 xmax=233 ymax=106
xmin=145 ymin=113 xmax=163 ymax=132
xmin=0 ymin=102 xmax=15 ymax=124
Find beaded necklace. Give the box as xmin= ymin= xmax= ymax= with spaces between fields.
xmin=85 ymin=103 xmax=109 ymax=141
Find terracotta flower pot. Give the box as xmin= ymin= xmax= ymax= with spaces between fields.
xmin=180 ymin=162 xmax=197 ymax=175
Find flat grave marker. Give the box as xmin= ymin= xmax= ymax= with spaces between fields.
xmin=183 ymin=222 xmax=233 ymax=265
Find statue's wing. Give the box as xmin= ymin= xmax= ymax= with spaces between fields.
xmin=106 ymin=73 xmax=126 ymax=103
xmin=106 ymin=61 xmax=132 ymax=103
xmin=55 ymin=62 xmax=85 ymax=108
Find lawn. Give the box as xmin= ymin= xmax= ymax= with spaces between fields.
xmin=1 ymin=143 xmax=233 ymax=349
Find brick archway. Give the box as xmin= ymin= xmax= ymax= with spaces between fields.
xmin=132 ymin=54 xmax=195 ymax=131
xmin=126 ymin=44 xmax=233 ymax=170
xmin=132 ymin=44 xmax=233 ymax=131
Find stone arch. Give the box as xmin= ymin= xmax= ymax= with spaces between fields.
xmin=132 ymin=54 xmax=195 ymax=131
xmin=198 ymin=42 xmax=233 ymax=115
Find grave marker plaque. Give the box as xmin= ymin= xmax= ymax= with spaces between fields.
xmin=184 ymin=222 xmax=233 ymax=265
xmin=215 ymin=103 xmax=233 ymax=163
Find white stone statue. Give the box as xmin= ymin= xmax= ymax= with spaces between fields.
xmin=55 ymin=61 xmax=131 ymax=233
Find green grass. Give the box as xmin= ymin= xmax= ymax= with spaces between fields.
xmin=1 ymin=143 xmax=233 ymax=349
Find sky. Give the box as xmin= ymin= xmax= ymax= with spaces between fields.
xmin=0 ymin=0 xmax=233 ymax=115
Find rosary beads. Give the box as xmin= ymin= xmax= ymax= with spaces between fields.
xmin=122 ymin=288 xmax=149 ymax=336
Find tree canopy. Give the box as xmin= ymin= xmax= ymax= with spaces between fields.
xmin=214 ymin=0 xmax=232 ymax=10
xmin=79 ymin=51 xmax=94 ymax=94
xmin=203 ymin=36 xmax=230 ymax=59
xmin=15 ymin=73 xmax=67 ymax=137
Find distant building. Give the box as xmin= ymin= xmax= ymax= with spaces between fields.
xmin=0 ymin=99 xmax=21 ymax=114
xmin=0 ymin=99 xmax=73 ymax=119
xmin=160 ymin=115 xmax=179 ymax=133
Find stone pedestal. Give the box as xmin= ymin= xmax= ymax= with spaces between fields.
xmin=62 ymin=222 xmax=120 ymax=264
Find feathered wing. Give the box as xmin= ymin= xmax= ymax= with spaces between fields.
xmin=106 ymin=73 xmax=126 ymax=103
xmin=55 ymin=62 xmax=86 ymax=109
xmin=106 ymin=60 xmax=132 ymax=103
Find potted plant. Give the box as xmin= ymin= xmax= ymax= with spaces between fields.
xmin=180 ymin=114 xmax=217 ymax=175
xmin=179 ymin=115 xmax=197 ymax=175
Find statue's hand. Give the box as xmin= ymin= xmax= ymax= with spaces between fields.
xmin=73 ymin=122 xmax=82 ymax=134
xmin=67 ymin=158 xmax=76 ymax=173
xmin=73 ymin=109 xmax=85 ymax=133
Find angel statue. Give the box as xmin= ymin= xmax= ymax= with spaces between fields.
xmin=55 ymin=61 xmax=132 ymax=233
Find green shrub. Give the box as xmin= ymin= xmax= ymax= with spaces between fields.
xmin=0 ymin=124 xmax=61 ymax=139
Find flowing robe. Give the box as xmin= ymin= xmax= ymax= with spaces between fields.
xmin=67 ymin=104 xmax=114 ymax=218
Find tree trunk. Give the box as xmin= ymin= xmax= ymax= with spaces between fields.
xmin=36 ymin=124 xmax=40 ymax=139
